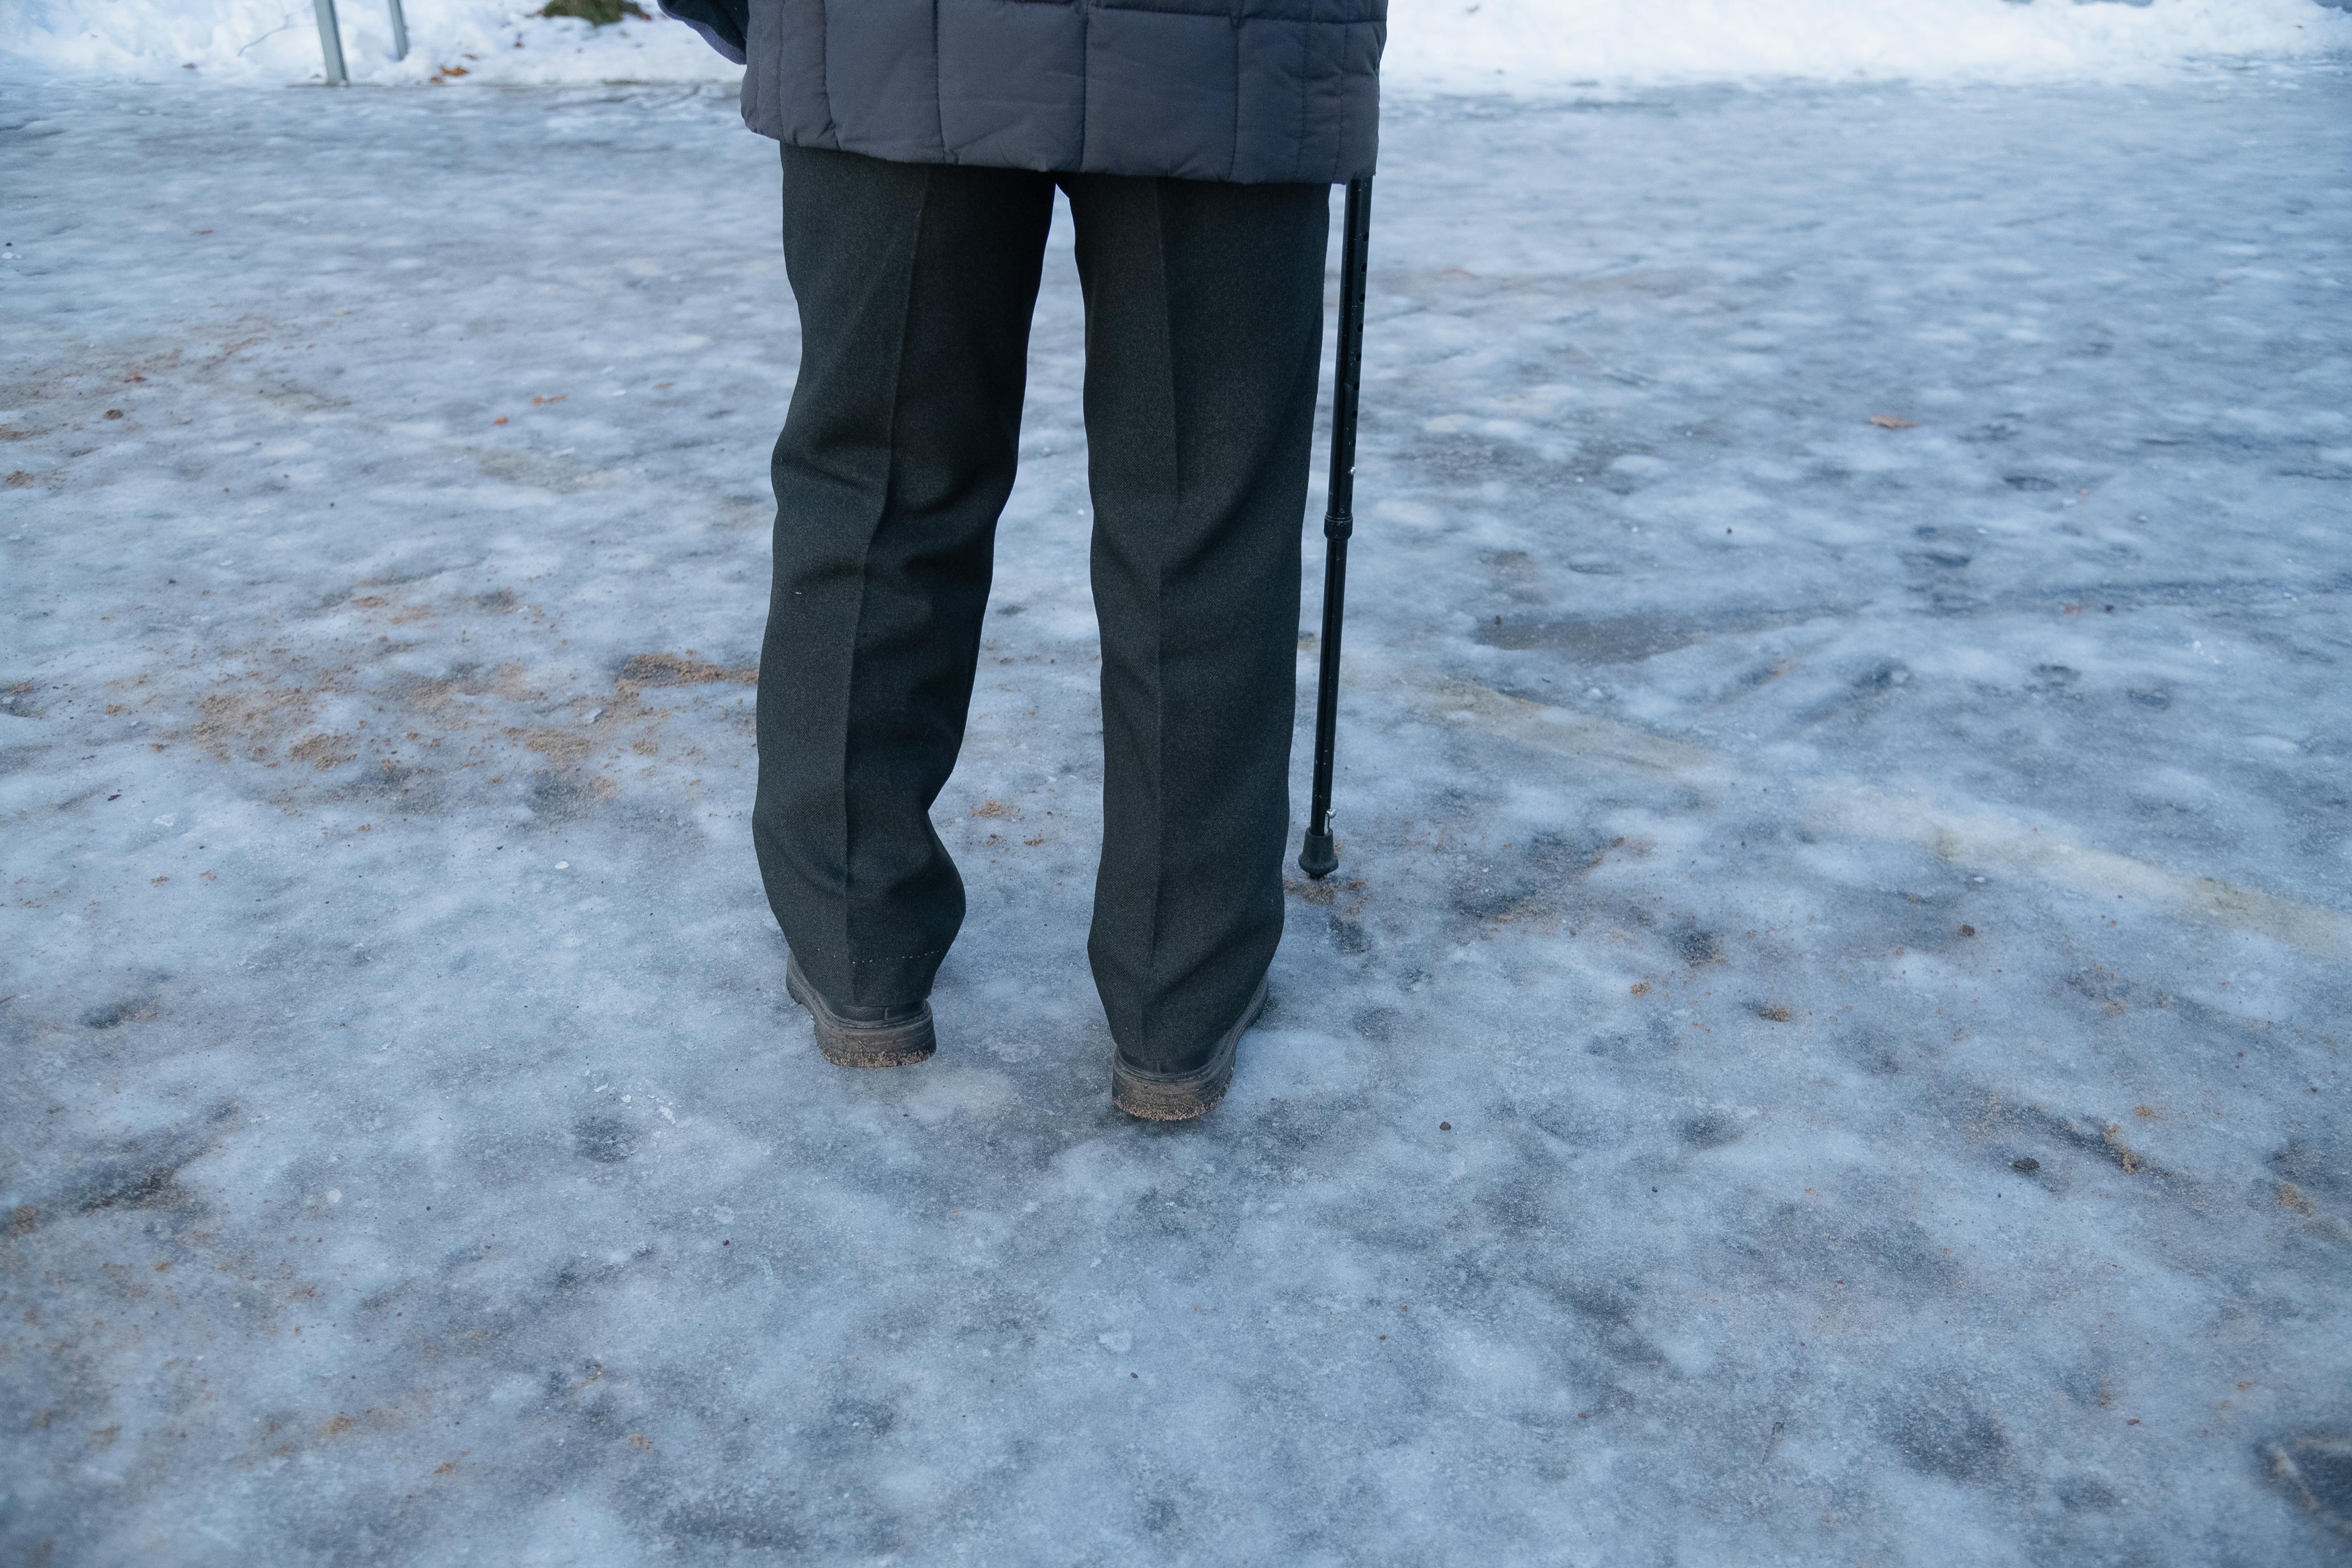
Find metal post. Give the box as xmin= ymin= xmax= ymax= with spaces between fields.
xmin=386 ymin=0 xmax=409 ymax=60
xmin=312 ymin=0 xmax=348 ymax=84
xmin=1298 ymin=175 xmax=1373 ymax=880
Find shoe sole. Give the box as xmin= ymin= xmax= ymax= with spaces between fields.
xmin=786 ymin=953 xmax=936 ymax=1068
xmin=1111 ymin=973 xmax=1269 ymax=1122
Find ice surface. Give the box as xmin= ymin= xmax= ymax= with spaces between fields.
xmin=9 ymin=0 xmax=2351 ymax=89
xmin=4 ymin=65 xmax=2351 ymax=1566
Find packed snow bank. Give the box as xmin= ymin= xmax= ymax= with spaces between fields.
xmin=3 ymin=0 xmax=2347 ymax=89
xmin=0 ymin=0 xmax=740 ymax=87
xmin=1391 ymin=0 xmax=2352 ymax=92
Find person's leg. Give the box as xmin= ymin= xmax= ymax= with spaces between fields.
xmin=755 ymin=146 xmax=1055 ymax=1010
xmin=1062 ymin=174 xmax=1332 ymax=1075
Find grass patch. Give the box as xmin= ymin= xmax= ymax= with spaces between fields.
xmin=538 ymin=0 xmax=650 ymax=25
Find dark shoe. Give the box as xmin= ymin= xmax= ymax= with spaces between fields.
xmin=1112 ymin=972 xmax=1269 ymax=1122
xmin=786 ymin=950 xmax=936 ymax=1068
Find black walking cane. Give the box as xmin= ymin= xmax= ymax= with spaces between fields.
xmin=1298 ymin=176 xmax=1373 ymax=880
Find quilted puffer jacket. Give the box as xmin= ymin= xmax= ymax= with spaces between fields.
xmin=662 ymin=0 xmax=1384 ymax=185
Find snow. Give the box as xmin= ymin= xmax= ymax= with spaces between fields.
xmin=6 ymin=0 xmax=2350 ymax=88
xmin=5 ymin=59 xmax=2352 ymax=1568
xmin=0 ymin=0 xmax=739 ymax=87
xmin=1395 ymin=0 xmax=2352 ymax=91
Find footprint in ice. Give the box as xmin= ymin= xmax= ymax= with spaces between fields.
xmin=573 ymin=1114 xmax=639 ymax=1163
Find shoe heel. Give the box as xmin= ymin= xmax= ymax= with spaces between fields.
xmin=1112 ymin=974 xmax=1268 ymax=1121
xmin=787 ymin=955 xmax=936 ymax=1068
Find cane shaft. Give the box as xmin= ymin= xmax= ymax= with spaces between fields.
xmin=1301 ymin=177 xmax=1372 ymax=879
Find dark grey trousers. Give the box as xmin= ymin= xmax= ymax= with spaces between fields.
xmin=753 ymin=144 xmax=1330 ymax=1073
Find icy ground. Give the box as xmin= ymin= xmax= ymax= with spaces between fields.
xmin=4 ymin=67 xmax=2350 ymax=1566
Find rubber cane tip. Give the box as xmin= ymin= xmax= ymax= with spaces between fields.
xmin=1298 ymin=830 xmax=1338 ymax=880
